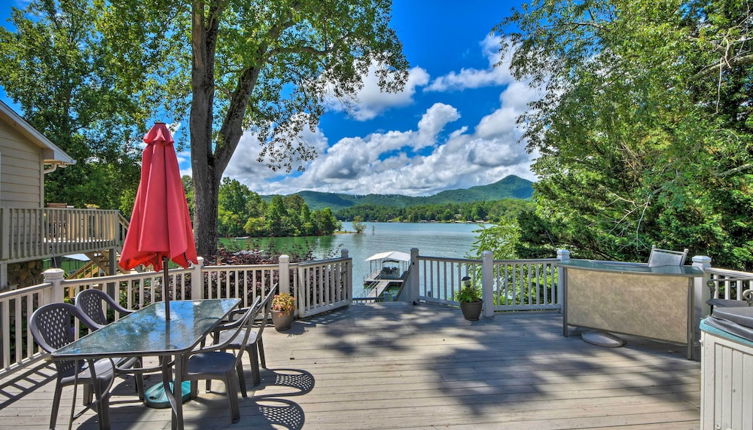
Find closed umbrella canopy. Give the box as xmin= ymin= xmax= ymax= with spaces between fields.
xmin=119 ymin=123 xmax=197 ymax=272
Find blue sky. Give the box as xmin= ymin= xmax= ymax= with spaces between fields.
xmin=1 ymin=0 xmax=537 ymax=196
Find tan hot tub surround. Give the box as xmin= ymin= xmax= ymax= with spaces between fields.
xmin=561 ymin=260 xmax=704 ymax=359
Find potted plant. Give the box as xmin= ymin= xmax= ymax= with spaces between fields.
xmin=456 ymin=276 xmax=482 ymax=321
xmin=271 ymin=293 xmax=296 ymax=332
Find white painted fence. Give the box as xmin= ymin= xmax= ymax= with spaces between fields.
xmin=297 ymin=252 xmax=352 ymax=318
xmin=0 ymin=208 xmax=122 ymax=263
xmin=5 ymin=246 xmax=751 ymax=377
xmin=409 ymin=248 xmax=566 ymax=315
xmin=491 ymin=258 xmax=561 ymax=311
xmin=707 ymin=267 xmax=753 ymax=301
xmin=0 ymin=250 xmax=352 ymax=377
xmin=0 ymin=282 xmax=50 ymax=375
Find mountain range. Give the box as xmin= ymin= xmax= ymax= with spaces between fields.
xmin=266 ymin=175 xmax=534 ymax=211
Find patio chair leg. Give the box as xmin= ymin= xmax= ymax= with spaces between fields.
xmin=257 ymin=338 xmax=266 ymax=369
xmin=248 ymin=346 xmax=261 ymax=386
xmin=98 ymin=393 xmax=111 ymax=430
xmin=236 ymin=361 xmax=247 ymax=398
xmin=135 ymin=373 xmax=145 ymax=401
xmin=224 ymin=373 xmax=240 ymax=424
xmin=83 ymin=384 xmax=93 ymax=406
xmin=190 ymin=380 xmax=198 ymax=399
xmin=49 ymin=381 xmax=63 ymax=430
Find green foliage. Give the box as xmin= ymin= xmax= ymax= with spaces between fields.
xmin=352 ymin=216 xmax=366 ymax=234
xmin=337 ymin=199 xmax=532 ymax=223
xmin=216 ymin=178 xmax=339 ymax=238
xmin=0 ymin=0 xmax=165 ymax=210
xmin=499 ymin=0 xmax=753 ymax=269
xmin=455 ymin=284 xmax=482 ymax=303
xmin=471 ymin=219 xmax=521 ymax=260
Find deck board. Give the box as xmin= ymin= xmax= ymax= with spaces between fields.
xmin=0 ymin=302 xmax=700 ymax=429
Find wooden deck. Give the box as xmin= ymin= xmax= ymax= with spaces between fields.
xmin=0 ymin=303 xmax=700 ymax=429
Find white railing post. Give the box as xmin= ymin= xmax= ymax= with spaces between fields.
xmin=43 ymin=268 xmax=65 ymax=304
xmin=692 ymin=255 xmax=712 ymax=320
xmin=279 ymin=254 xmax=290 ymax=295
xmin=482 ymin=251 xmax=494 ymax=318
xmin=409 ymin=248 xmax=420 ymax=303
xmin=341 ymin=249 xmax=352 ymax=304
xmin=191 ymin=256 xmax=204 ymax=300
xmin=557 ymin=249 xmax=570 ymax=313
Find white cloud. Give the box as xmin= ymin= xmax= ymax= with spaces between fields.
xmin=222 ymin=126 xmax=329 ymax=192
xmin=425 ymin=34 xmax=515 ymax=92
xmin=325 ymin=65 xmax=430 ymax=121
xmin=217 ymin=35 xmax=544 ymax=196
xmin=225 ymin=87 xmax=537 ymax=195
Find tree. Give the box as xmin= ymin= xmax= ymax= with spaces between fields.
xmin=352 ymin=215 xmax=366 ymax=233
xmin=312 ymin=208 xmax=340 ymax=235
xmin=498 ymin=0 xmax=753 ymax=268
xmin=0 ymin=1 xmax=161 ymax=212
xmin=265 ymin=195 xmax=292 ymax=236
xmin=187 ymin=0 xmax=408 ymax=255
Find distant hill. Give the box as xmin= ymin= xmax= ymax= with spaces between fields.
xmin=265 ymin=175 xmax=534 ymax=211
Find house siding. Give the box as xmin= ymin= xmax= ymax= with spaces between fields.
xmin=0 ymin=120 xmax=42 ymax=208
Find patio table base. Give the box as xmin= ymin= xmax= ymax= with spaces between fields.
xmin=144 ymin=381 xmax=192 ymax=409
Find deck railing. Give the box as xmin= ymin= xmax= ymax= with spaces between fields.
xmin=415 ymin=256 xmax=481 ymax=305
xmin=0 ymin=282 xmax=50 ymax=374
xmin=3 ymin=247 xmax=750 ymax=377
xmin=707 ymin=267 xmax=753 ymax=301
xmin=492 ymin=258 xmax=561 ymax=311
xmin=0 ymin=249 xmax=352 ymax=377
xmin=0 ymin=208 xmax=122 ymax=263
xmin=408 ymin=248 xmax=567 ymax=314
xmin=297 ymin=253 xmax=352 ymax=317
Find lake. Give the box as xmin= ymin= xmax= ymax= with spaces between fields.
xmin=225 ymin=222 xmax=485 ymax=297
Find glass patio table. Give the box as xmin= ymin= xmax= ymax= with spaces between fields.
xmin=53 ymin=299 xmax=241 ymax=430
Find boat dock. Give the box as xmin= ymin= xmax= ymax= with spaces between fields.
xmin=363 ymin=251 xmax=410 ymax=301
xmin=365 ymin=279 xmax=397 ymax=298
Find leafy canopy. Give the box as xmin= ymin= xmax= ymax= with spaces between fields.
xmin=0 ymin=0 xmax=172 ymax=211
xmin=497 ymin=0 xmax=753 ymax=268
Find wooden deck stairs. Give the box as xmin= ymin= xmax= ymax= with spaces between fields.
xmin=68 ymin=214 xmax=132 ymax=279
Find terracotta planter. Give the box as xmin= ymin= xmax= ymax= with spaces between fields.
xmin=271 ymin=309 xmax=295 ymax=332
xmin=460 ymin=301 xmax=482 ymax=321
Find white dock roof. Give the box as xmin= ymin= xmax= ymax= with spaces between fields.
xmin=365 ymin=251 xmax=411 ymax=262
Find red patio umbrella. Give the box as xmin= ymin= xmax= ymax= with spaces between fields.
xmin=119 ymin=123 xmax=197 ymax=320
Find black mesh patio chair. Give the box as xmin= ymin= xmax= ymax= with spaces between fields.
xmin=75 ymin=288 xmax=147 ymax=401
xmin=182 ymin=297 xmax=262 ymax=424
xmin=209 ymin=284 xmax=277 ymax=395
xmin=30 ymin=303 xmax=115 ymax=430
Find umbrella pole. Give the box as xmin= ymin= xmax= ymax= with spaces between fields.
xmin=163 ymin=256 xmax=170 ymax=321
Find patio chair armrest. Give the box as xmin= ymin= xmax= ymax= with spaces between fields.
xmin=102 ymin=294 xmax=135 ymax=316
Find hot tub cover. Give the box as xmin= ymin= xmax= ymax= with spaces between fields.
xmin=704 ymin=306 xmax=753 ymax=343
xmin=713 ymin=306 xmax=753 ymax=329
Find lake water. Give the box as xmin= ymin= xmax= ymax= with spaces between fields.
xmin=226 ymin=222 xmax=484 ymax=297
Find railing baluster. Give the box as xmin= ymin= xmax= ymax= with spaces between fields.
xmin=1 ymin=300 xmax=9 ymax=369
xmin=14 ymin=297 xmax=21 ymax=363
xmin=26 ymin=294 xmax=34 ymax=358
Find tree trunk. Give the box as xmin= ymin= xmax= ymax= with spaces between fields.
xmin=193 ymin=171 xmax=219 ymax=256
xmin=190 ymin=0 xmax=219 ymax=257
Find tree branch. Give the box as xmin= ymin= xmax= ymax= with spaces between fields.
xmin=693 ymin=53 xmax=753 ymax=79
xmin=212 ymin=20 xmax=294 ymax=177
xmin=716 ymin=163 xmax=753 ymax=177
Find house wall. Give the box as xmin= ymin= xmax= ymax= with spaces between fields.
xmin=0 ymin=119 xmax=43 ymax=208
